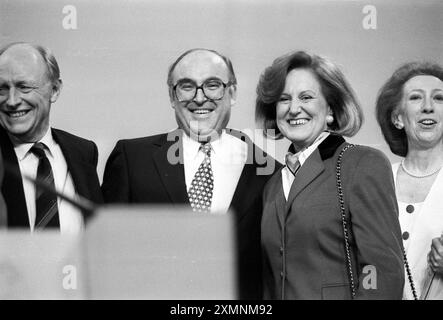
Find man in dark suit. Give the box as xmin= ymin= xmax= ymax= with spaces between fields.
xmin=102 ymin=48 xmax=281 ymax=299
xmin=0 ymin=42 xmax=102 ymax=234
xmin=0 ymin=146 xmax=7 ymax=227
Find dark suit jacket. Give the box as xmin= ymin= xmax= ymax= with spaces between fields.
xmin=262 ymin=134 xmax=405 ymax=299
xmin=0 ymin=126 xmax=103 ymax=227
xmin=102 ymin=128 xmax=282 ymax=299
xmin=0 ymin=146 xmax=7 ymax=227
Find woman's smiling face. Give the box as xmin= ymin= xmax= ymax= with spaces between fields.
xmin=276 ymin=68 xmax=331 ymax=151
xmin=395 ymin=75 xmax=443 ymax=150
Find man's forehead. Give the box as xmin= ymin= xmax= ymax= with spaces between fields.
xmin=0 ymin=44 xmax=47 ymax=78
xmin=172 ymin=50 xmax=230 ymax=83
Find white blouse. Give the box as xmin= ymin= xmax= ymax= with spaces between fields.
xmin=393 ymin=163 xmax=443 ymax=299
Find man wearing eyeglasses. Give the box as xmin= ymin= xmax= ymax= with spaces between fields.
xmin=102 ymin=48 xmax=280 ymax=299
xmin=0 ymin=42 xmax=103 ymax=233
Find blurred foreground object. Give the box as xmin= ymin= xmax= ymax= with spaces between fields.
xmin=0 ymin=205 xmax=237 ymax=299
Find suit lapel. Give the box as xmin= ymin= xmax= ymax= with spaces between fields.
xmin=52 ymin=129 xmax=100 ymax=221
xmin=0 ymin=127 xmax=29 ymax=227
xmin=153 ymin=130 xmax=189 ymax=204
xmin=52 ymin=129 xmax=92 ymax=198
xmin=229 ymin=163 xmax=257 ymax=220
xmin=286 ymin=149 xmax=324 ymax=208
xmin=226 ymin=128 xmax=274 ymax=221
xmin=285 ymin=134 xmax=345 ymax=214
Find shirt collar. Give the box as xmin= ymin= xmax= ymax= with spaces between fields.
xmin=182 ymin=130 xmax=227 ymax=158
xmin=11 ymin=128 xmax=55 ymax=161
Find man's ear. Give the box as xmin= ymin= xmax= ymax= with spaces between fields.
xmin=169 ymin=87 xmax=181 ymax=110
xmin=229 ymin=84 xmax=237 ymax=106
xmin=168 ymin=87 xmax=175 ymax=106
xmin=50 ymin=79 xmax=63 ymax=103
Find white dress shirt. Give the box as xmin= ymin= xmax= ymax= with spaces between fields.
xmin=182 ymin=130 xmax=247 ymax=214
xmin=282 ymin=131 xmax=330 ymax=200
xmin=11 ymin=128 xmax=84 ymax=234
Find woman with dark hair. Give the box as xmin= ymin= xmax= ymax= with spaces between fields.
xmin=256 ymin=51 xmax=405 ymax=299
xmin=376 ymin=61 xmax=443 ymax=299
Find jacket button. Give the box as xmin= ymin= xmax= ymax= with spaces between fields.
xmin=280 ymin=271 xmax=284 ymax=278
xmin=402 ymin=231 xmax=409 ymax=240
xmin=406 ymin=205 xmax=414 ymax=213
xmin=280 ymin=247 xmax=284 ymax=254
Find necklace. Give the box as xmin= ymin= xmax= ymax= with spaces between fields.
xmin=400 ymin=159 xmax=442 ymax=178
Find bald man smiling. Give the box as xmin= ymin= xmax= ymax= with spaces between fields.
xmin=0 ymin=42 xmax=103 ymax=233
xmin=102 ymin=48 xmax=281 ymax=299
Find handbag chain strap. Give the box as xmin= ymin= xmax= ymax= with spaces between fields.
xmin=403 ymin=247 xmax=418 ymax=299
xmin=336 ymin=143 xmax=418 ymax=300
xmin=336 ymin=143 xmax=356 ymax=298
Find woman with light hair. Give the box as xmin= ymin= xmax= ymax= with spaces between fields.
xmin=256 ymin=51 xmax=405 ymax=299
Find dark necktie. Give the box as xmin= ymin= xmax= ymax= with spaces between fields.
xmin=285 ymin=152 xmax=301 ymax=176
xmin=30 ymin=142 xmax=59 ymax=229
xmin=187 ymin=143 xmax=214 ymax=213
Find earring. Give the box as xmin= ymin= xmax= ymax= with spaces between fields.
xmin=394 ymin=121 xmax=404 ymax=130
xmin=326 ymin=114 xmax=334 ymax=125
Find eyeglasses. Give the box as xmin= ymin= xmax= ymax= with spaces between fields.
xmin=172 ymin=79 xmax=233 ymax=102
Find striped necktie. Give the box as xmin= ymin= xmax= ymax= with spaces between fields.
xmin=30 ymin=142 xmax=60 ymax=230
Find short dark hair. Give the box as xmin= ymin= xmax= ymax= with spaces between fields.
xmin=255 ymin=51 xmax=362 ymax=139
xmin=166 ymin=48 xmax=237 ymax=87
xmin=376 ymin=61 xmax=443 ymax=157
xmin=0 ymin=42 xmax=61 ymax=85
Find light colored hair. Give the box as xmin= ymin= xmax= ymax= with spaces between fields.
xmin=255 ymin=50 xmax=363 ymax=139
xmin=0 ymin=42 xmax=61 ymax=84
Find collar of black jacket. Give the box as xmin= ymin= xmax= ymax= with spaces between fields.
xmin=287 ymin=133 xmax=346 ymax=161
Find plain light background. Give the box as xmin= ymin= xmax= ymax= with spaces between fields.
xmin=1 ymin=0 xmax=442 ymax=181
